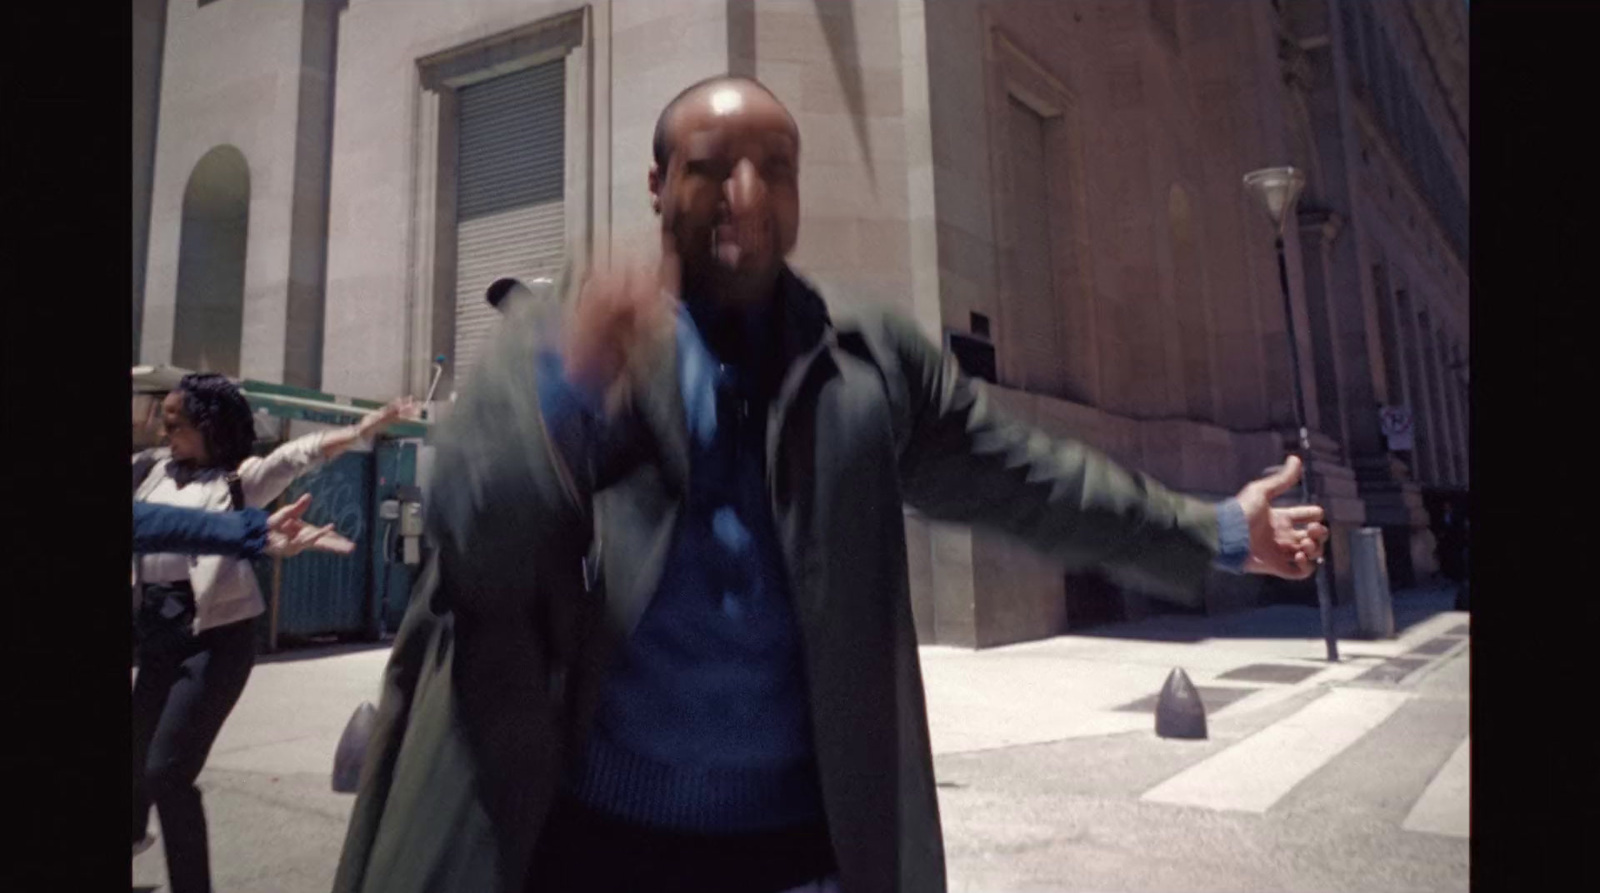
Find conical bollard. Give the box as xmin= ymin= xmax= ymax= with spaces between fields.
xmin=1155 ymin=668 xmax=1207 ymax=740
xmin=332 ymin=701 xmax=377 ymax=793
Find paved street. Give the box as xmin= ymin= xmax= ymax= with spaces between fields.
xmin=134 ymin=586 xmax=1468 ymax=893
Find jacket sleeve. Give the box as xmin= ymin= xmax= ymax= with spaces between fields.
xmin=877 ymin=311 xmax=1222 ymax=604
xmin=331 ymin=295 xmax=593 ymax=893
xmin=422 ymin=296 xmax=595 ymax=618
xmin=331 ymin=556 xmax=498 ymax=893
xmin=236 ymin=431 xmax=330 ymax=508
xmin=132 ymin=503 xmax=269 ymax=558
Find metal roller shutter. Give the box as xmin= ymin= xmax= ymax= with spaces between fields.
xmin=454 ymin=60 xmax=565 ymax=382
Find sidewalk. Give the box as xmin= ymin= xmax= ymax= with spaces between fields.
xmin=136 ymin=584 xmax=1466 ymax=893
xmin=919 ymin=583 xmax=1465 ymax=755
xmin=197 ymin=582 xmax=1466 ymax=776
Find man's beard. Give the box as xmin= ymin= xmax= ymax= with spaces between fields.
xmin=671 ymin=206 xmax=780 ymax=301
xmin=679 ymin=234 xmax=779 ymax=311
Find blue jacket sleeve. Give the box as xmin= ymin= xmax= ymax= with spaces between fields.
xmin=133 ymin=503 xmax=270 ymax=558
xmin=535 ymin=348 xmax=607 ymax=488
xmin=1211 ymin=498 xmax=1252 ymax=574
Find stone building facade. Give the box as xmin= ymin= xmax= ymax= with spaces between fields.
xmin=133 ymin=0 xmax=1468 ymax=647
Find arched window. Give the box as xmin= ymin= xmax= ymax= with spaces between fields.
xmin=173 ymin=145 xmax=249 ymax=377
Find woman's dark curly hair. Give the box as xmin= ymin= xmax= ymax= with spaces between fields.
xmin=176 ymin=373 xmax=256 ymax=470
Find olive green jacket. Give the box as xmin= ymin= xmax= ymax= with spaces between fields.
xmin=332 ymin=269 xmax=1222 ymax=893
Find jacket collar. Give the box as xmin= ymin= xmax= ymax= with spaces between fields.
xmin=633 ymin=265 xmax=833 ymax=497
xmin=774 ymin=265 xmax=833 ymax=376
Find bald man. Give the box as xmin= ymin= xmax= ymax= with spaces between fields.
xmin=334 ymin=75 xmax=1328 ymax=893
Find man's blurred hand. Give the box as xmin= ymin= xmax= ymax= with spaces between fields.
xmin=562 ymin=261 xmax=677 ymax=406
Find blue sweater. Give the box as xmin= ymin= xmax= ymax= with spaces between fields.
xmin=540 ymin=308 xmax=823 ymax=834
xmin=535 ymin=303 xmax=1255 ymax=835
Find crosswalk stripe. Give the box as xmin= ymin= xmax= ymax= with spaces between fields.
xmin=1402 ymin=736 xmax=1470 ymax=837
xmin=1141 ymin=687 xmax=1412 ymax=813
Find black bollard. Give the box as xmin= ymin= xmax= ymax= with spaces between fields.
xmin=1155 ymin=668 xmax=1208 ymax=740
xmin=332 ymin=701 xmax=378 ymax=793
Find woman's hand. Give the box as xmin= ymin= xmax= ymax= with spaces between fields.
xmin=316 ymin=397 xmax=421 ymax=463
xmin=356 ymin=397 xmax=421 ymax=441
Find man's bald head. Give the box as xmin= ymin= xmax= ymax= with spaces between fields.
xmin=647 ymin=74 xmax=803 ymax=311
xmin=651 ymin=75 xmax=797 ymax=169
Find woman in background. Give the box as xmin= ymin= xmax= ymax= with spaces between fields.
xmin=131 ymin=372 xmax=413 ymax=893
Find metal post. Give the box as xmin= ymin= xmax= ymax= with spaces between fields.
xmin=1274 ymin=235 xmax=1340 ymax=662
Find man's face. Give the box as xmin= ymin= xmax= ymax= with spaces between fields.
xmin=651 ymin=82 xmax=800 ymax=305
xmin=161 ymin=391 xmax=207 ymax=463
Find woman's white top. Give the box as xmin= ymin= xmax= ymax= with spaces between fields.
xmin=133 ymin=431 xmax=331 ymax=633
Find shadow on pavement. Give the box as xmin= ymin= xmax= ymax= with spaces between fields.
xmin=1069 ymin=585 xmax=1462 ymax=645
xmin=255 ymin=637 xmax=393 ymax=665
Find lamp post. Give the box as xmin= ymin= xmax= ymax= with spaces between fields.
xmin=1243 ymin=166 xmax=1339 ymax=663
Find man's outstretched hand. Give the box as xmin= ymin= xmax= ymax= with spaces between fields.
xmin=1234 ymin=456 xmax=1330 ymax=580
xmin=265 ymin=494 xmax=356 ymax=559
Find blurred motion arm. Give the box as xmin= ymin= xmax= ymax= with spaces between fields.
xmin=879 ymin=311 xmax=1221 ymax=605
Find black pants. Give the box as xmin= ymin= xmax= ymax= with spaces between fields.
xmin=132 ymin=584 xmax=256 ymax=893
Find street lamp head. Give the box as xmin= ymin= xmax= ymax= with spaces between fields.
xmin=1243 ymin=167 xmax=1307 ymax=237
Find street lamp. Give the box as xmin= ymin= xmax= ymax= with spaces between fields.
xmin=1243 ymin=166 xmax=1340 ymax=663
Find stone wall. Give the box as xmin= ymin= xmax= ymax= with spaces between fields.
xmin=141 ymin=0 xmax=314 ymax=384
